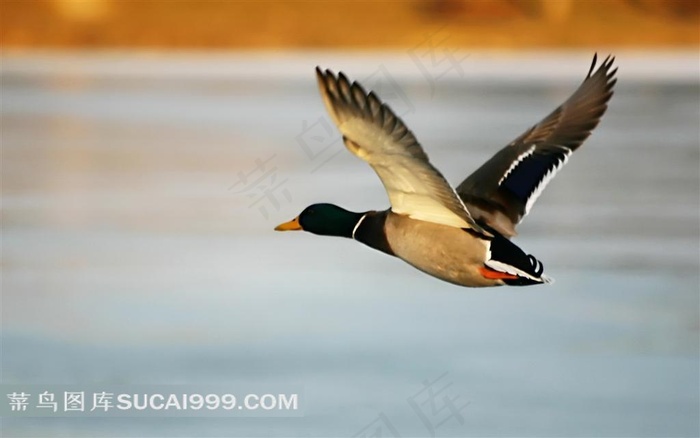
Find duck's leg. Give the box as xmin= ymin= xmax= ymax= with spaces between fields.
xmin=478 ymin=266 xmax=518 ymax=280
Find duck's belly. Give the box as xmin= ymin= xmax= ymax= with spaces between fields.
xmin=385 ymin=214 xmax=499 ymax=287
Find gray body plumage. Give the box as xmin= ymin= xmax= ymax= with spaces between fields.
xmin=382 ymin=213 xmax=497 ymax=287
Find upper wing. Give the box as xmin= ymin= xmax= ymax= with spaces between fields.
xmin=456 ymin=54 xmax=617 ymax=237
xmin=316 ymin=67 xmax=485 ymax=232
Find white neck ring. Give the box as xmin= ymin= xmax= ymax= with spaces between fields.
xmin=351 ymin=213 xmax=368 ymax=240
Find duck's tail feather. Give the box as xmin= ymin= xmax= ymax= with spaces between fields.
xmin=485 ymin=235 xmax=552 ymax=286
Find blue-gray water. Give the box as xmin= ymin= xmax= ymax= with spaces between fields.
xmin=2 ymin=52 xmax=699 ymax=437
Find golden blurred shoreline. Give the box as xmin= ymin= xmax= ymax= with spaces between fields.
xmin=2 ymin=0 xmax=698 ymax=49
xmin=2 ymin=50 xmax=697 ymax=82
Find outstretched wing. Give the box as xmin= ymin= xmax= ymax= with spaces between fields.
xmin=316 ymin=67 xmax=485 ymax=232
xmin=456 ymin=54 xmax=617 ymax=237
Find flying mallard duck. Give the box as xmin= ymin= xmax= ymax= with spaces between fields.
xmin=275 ymin=54 xmax=617 ymax=287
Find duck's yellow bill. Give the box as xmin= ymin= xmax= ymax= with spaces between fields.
xmin=274 ymin=217 xmax=302 ymax=231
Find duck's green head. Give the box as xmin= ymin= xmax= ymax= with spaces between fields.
xmin=274 ymin=203 xmax=364 ymax=238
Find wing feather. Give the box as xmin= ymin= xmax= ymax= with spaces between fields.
xmin=316 ymin=67 xmax=484 ymax=232
xmin=456 ymin=54 xmax=617 ymax=237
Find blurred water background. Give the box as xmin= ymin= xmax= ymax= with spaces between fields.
xmin=2 ymin=51 xmax=699 ymax=437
